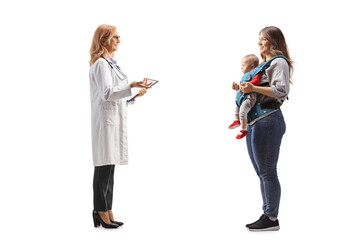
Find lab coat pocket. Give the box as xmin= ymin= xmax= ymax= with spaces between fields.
xmin=101 ymin=102 xmax=120 ymax=126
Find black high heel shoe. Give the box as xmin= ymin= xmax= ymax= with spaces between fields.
xmin=110 ymin=219 xmax=124 ymax=226
xmin=92 ymin=210 xmax=119 ymax=228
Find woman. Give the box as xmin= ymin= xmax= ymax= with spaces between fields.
xmin=238 ymin=26 xmax=293 ymax=231
xmin=89 ymin=24 xmax=151 ymax=229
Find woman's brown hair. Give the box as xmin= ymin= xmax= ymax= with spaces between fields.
xmin=260 ymin=26 xmax=294 ymax=79
xmin=89 ymin=24 xmax=116 ymax=66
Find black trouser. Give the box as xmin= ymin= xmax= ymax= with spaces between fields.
xmin=93 ymin=165 xmax=115 ymax=211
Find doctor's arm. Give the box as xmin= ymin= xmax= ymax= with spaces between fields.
xmin=95 ymin=60 xmax=132 ymax=101
xmin=130 ymin=79 xmax=152 ymax=96
xmin=126 ymin=83 xmax=149 ymax=105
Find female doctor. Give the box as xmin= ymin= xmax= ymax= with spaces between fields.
xmin=89 ymin=24 xmax=151 ymax=229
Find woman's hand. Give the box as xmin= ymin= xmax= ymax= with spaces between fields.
xmin=232 ymin=82 xmax=239 ymax=91
xmin=240 ymin=82 xmax=276 ymax=98
xmin=239 ymin=82 xmax=254 ymax=93
xmin=130 ymin=78 xmax=152 ymax=89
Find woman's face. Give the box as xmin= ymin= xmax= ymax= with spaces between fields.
xmin=258 ymin=32 xmax=272 ymax=56
xmin=106 ymin=31 xmax=120 ymax=54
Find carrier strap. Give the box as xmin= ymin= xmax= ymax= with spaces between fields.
xmin=247 ymin=101 xmax=281 ymax=123
xmin=260 ymin=101 xmax=281 ymax=110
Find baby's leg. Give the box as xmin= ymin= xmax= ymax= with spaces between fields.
xmin=237 ymin=94 xmax=257 ymax=139
xmin=239 ymin=93 xmax=257 ymax=127
xmin=235 ymin=105 xmax=240 ymax=120
xmin=229 ymin=105 xmax=241 ymax=129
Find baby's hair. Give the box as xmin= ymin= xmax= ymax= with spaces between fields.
xmin=243 ymin=54 xmax=259 ymax=67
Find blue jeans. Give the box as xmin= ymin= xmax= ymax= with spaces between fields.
xmin=246 ymin=110 xmax=286 ymax=218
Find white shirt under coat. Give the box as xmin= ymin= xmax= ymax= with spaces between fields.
xmin=89 ymin=57 xmax=132 ymax=166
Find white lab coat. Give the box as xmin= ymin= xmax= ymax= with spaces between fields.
xmin=89 ymin=57 xmax=132 ymax=166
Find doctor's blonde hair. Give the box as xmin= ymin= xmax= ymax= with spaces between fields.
xmin=89 ymin=24 xmax=116 ymax=66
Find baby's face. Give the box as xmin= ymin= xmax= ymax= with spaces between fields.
xmin=241 ymin=59 xmax=255 ymax=74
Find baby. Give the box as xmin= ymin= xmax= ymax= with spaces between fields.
xmin=229 ymin=54 xmax=261 ymax=139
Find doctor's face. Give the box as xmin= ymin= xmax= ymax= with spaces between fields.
xmin=107 ymin=31 xmax=120 ymax=54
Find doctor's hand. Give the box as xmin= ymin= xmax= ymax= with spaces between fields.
xmin=130 ymin=78 xmax=152 ymax=89
xmin=232 ymin=82 xmax=239 ymax=91
xmin=239 ymin=82 xmax=254 ymax=93
xmin=137 ymin=88 xmax=147 ymax=97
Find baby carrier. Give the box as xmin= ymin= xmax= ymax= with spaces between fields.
xmin=234 ymin=56 xmax=290 ymax=123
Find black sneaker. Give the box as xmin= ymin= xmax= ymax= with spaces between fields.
xmin=245 ymin=214 xmax=267 ymax=228
xmin=246 ymin=215 xmax=280 ymax=231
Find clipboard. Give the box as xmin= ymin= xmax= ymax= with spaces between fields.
xmin=127 ymin=79 xmax=159 ymax=102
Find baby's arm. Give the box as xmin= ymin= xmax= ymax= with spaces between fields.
xmin=249 ymin=72 xmax=261 ymax=86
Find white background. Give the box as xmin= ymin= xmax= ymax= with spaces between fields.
xmin=0 ymin=0 xmax=359 ymax=239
